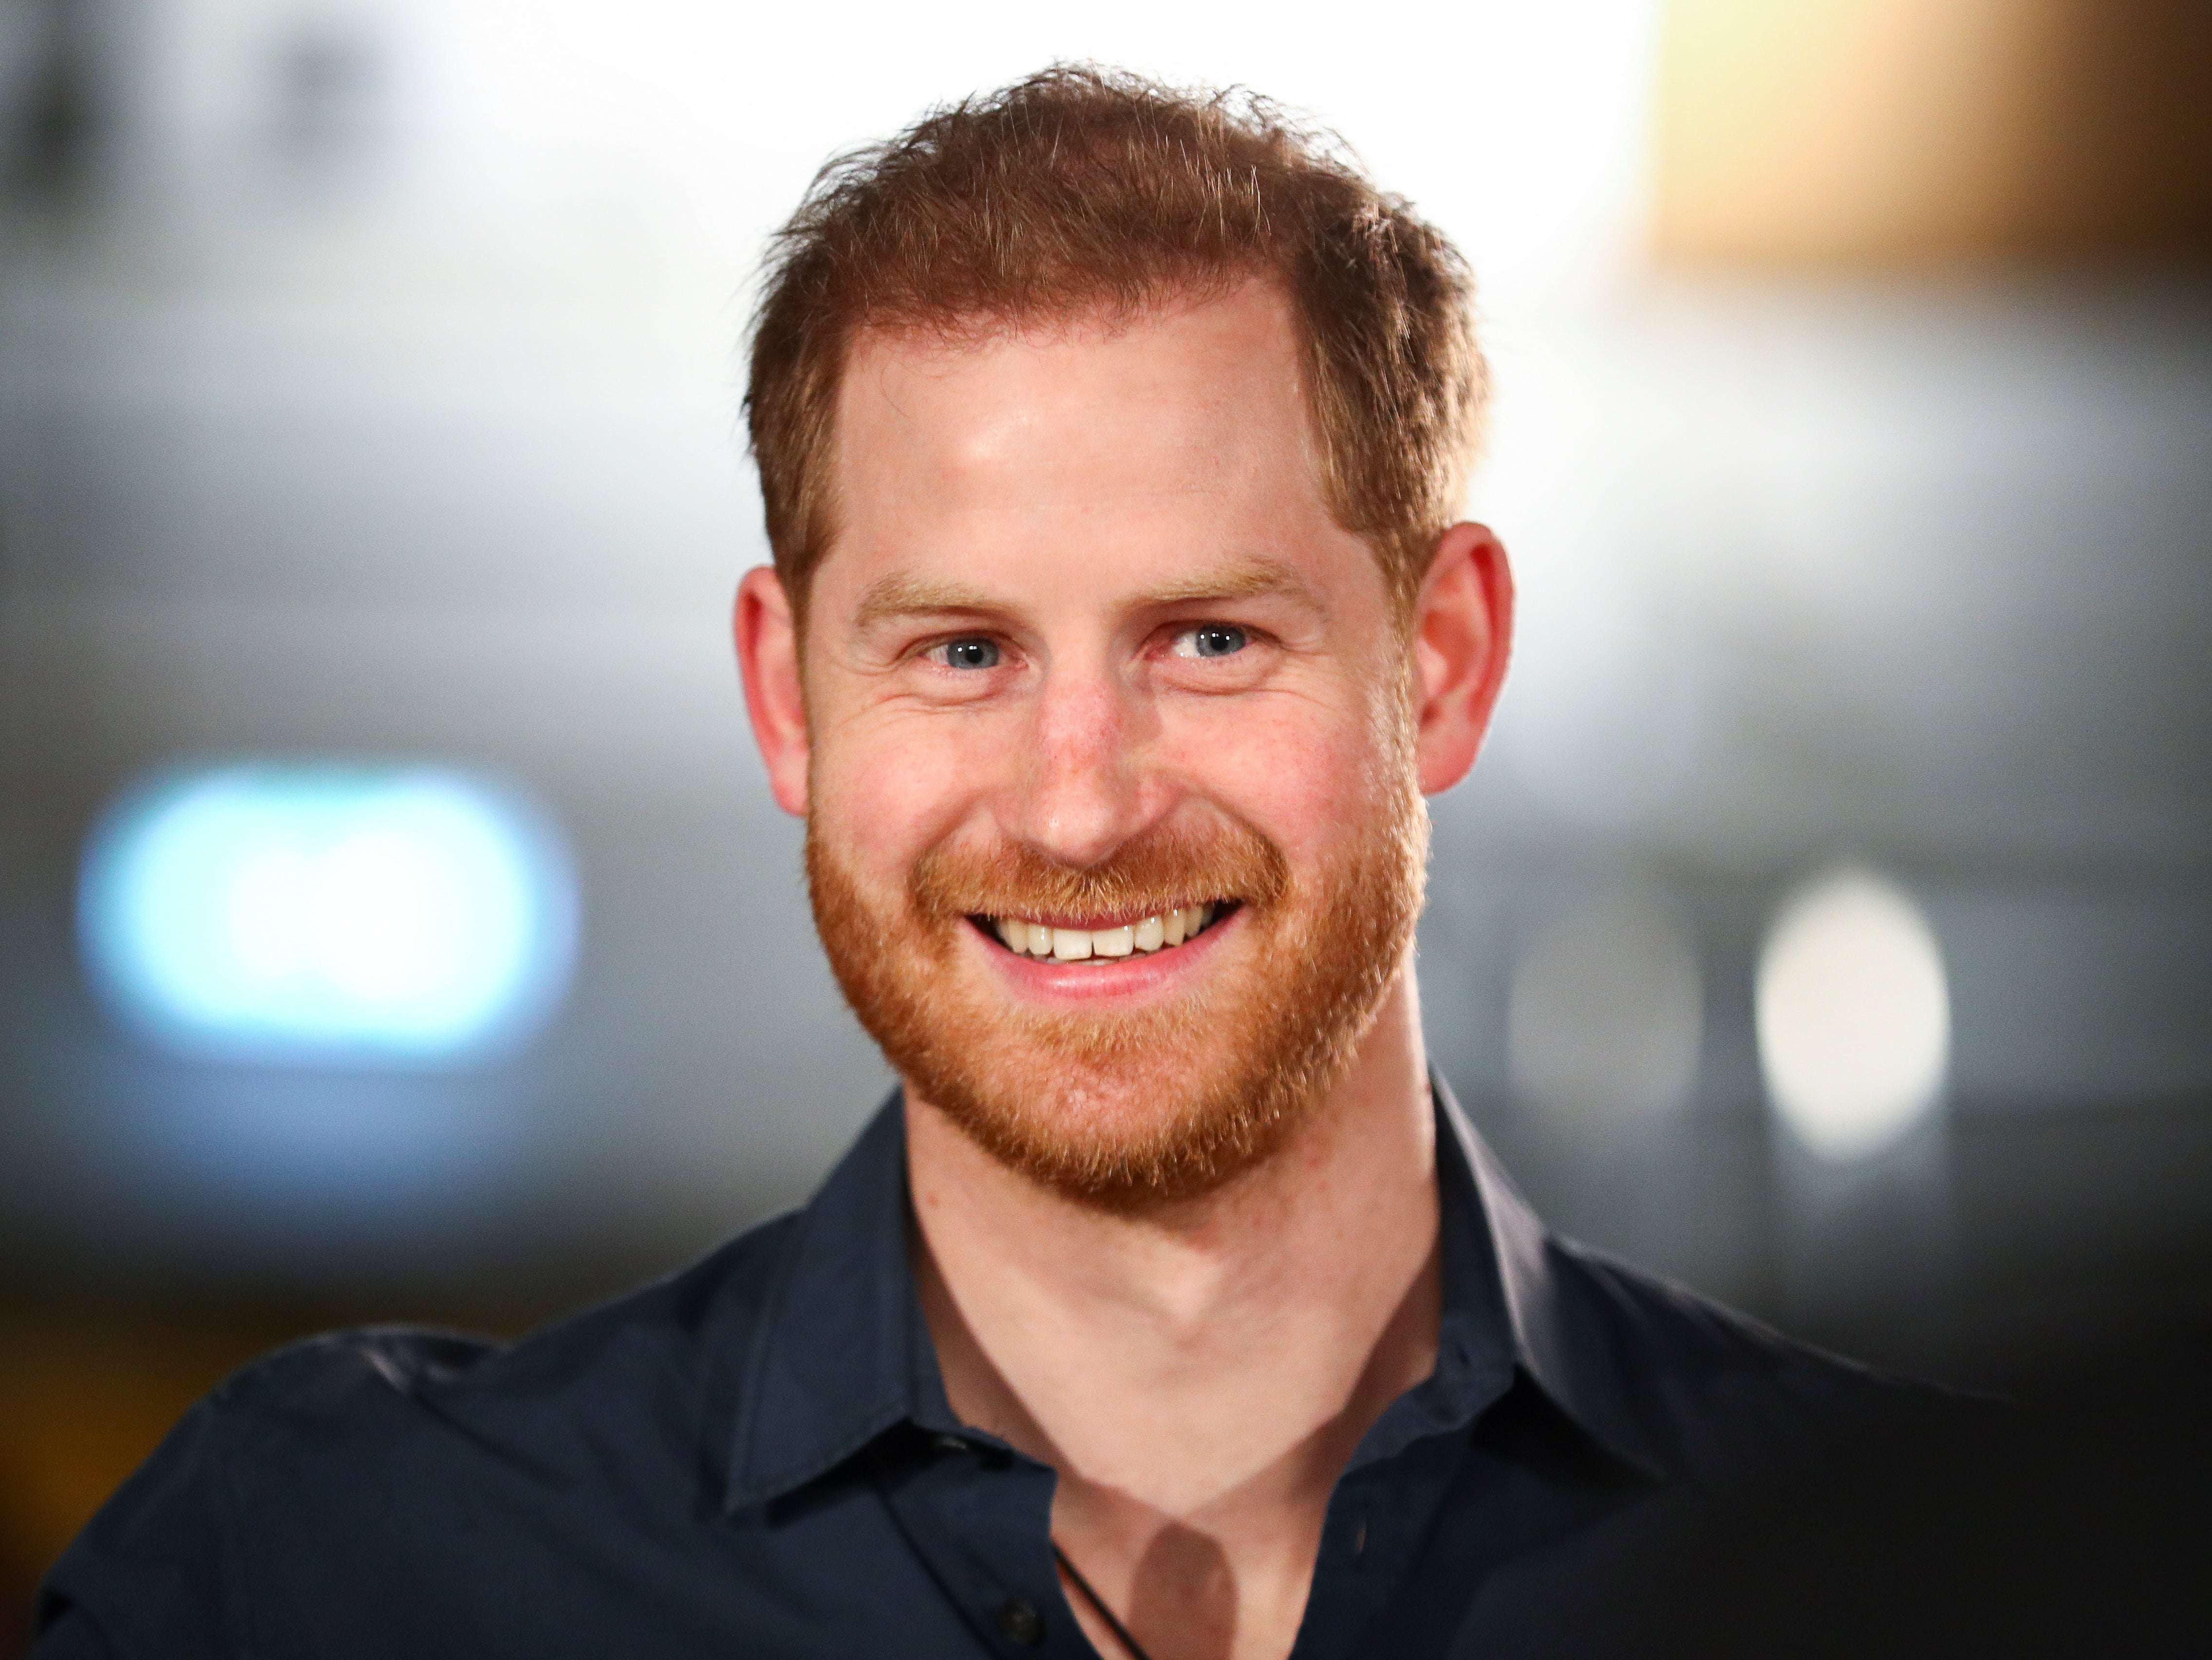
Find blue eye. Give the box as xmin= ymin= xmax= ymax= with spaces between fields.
xmin=940 ymin=638 xmax=1000 ymax=670
xmin=1183 ymin=625 xmax=1247 ymax=659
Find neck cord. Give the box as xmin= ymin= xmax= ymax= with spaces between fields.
xmin=1051 ymin=1543 xmax=1158 ymax=1660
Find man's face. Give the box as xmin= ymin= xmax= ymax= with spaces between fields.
xmin=795 ymin=283 xmax=1430 ymax=1207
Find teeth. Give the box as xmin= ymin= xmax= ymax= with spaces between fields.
xmin=990 ymin=904 xmax=1221 ymax=961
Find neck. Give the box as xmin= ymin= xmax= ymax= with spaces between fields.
xmin=905 ymin=965 xmax=1440 ymax=1660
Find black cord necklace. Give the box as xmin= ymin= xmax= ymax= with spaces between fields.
xmin=1051 ymin=1543 xmax=1159 ymax=1660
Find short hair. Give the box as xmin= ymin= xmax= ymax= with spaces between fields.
xmin=745 ymin=64 xmax=1487 ymax=624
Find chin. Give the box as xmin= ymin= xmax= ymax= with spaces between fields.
xmin=902 ymin=1000 xmax=1366 ymax=1211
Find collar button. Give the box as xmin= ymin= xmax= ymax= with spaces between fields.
xmin=996 ymin=1595 xmax=1045 ymax=1646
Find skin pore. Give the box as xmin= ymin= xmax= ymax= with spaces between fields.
xmin=736 ymin=282 xmax=1511 ymax=1660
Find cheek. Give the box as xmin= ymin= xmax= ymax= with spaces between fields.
xmin=808 ymin=712 xmax=995 ymax=876
xmin=1161 ymin=693 xmax=1387 ymax=861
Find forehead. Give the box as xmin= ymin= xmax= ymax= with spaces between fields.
xmin=819 ymin=283 xmax=1354 ymax=604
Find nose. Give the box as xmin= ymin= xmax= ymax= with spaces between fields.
xmin=1003 ymin=657 xmax=1159 ymax=868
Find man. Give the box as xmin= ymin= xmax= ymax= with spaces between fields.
xmin=34 ymin=68 xmax=1933 ymax=1660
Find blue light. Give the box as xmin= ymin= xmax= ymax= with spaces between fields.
xmin=79 ymin=762 xmax=578 ymax=1064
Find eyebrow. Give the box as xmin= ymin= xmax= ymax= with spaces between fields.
xmin=1138 ymin=556 xmax=1323 ymax=611
xmin=850 ymin=556 xmax=1325 ymax=631
xmin=852 ymin=572 xmax=1001 ymax=631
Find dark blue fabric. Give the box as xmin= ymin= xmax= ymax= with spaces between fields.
xmin=31 ymin=1078 xmax=1934 ymax=1659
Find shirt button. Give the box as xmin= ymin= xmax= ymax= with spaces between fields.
xmin=996 ymin=1595 xmax=1045 ymax=1646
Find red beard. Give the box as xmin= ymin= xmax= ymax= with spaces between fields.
xmin=805 ymin=781 xmax=1427 ymax=1211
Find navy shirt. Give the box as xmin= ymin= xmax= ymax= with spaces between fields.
xmin=32 ymin=1079 xmax=1934 ymax=1658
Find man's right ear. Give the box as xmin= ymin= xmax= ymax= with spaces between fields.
xmin=734 ymin=566 xmax=810 ymax=817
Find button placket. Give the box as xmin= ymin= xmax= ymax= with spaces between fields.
xmin=875 ymin=1434 xmax=1082 ymax=1656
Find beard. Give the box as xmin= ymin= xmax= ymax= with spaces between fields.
xmin=805 ymin=754 xmax=1428 ymax=1212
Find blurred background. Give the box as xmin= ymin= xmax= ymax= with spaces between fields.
xmin=2 ymin=0 xmax=2209 ymax=1639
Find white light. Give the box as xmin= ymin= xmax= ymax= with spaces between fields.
xmin=1508 ymin=893 xmax=1703 ymax=1125
xmin=1757 ymin=866 xmax=1949 ymax=1160
xmin=79 ymin=763 xmax=577 ymax=1063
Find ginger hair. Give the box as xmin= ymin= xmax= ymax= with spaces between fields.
xmin=745 ymin=65 xmax=1487 ymax=624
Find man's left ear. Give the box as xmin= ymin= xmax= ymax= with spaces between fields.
xmin=1409 ymin=522 xmax=1513 ymax=795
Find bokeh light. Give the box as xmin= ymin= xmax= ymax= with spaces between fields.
xmin=78 ymin=763 xmax=578 ymax=1064
xmin=1508 ymin=892 xmax=1704 ymax=1125
xmin=1757 ymin=865 xmax=1950 ymax=1160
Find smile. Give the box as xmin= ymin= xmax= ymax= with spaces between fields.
xmin=977 ymin=904 xmax=1227 ymax=962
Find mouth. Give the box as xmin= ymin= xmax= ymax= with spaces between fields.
xmin=970 ymin=902 xmax=1234 ymax=963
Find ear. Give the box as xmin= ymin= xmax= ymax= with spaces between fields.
xmin=1409 ymin=522 xmax=1513 ymax=795
xmin=734 ymin=565 xmax=810 ymax=816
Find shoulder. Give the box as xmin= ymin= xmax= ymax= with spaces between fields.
xmin=34 ymin=1211 xmax=803 ymax=1658
xmin=1538 ymin=1235 xmax=1975 ymax=1486
xmin=195 ymin=1205 xmax=801 ymax=1474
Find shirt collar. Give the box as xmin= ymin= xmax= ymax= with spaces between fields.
xmin=725 ymin=1097 xmax=924 ymax=1511
xmin=724 ymin=1073 xmax=1654 ymax=1511
xmin=1433 ymin=1073 xmax=1663 ymax=1479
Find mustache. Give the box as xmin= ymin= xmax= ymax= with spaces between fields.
xmin=910 ymin=821 xmax=1289 ymax=925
